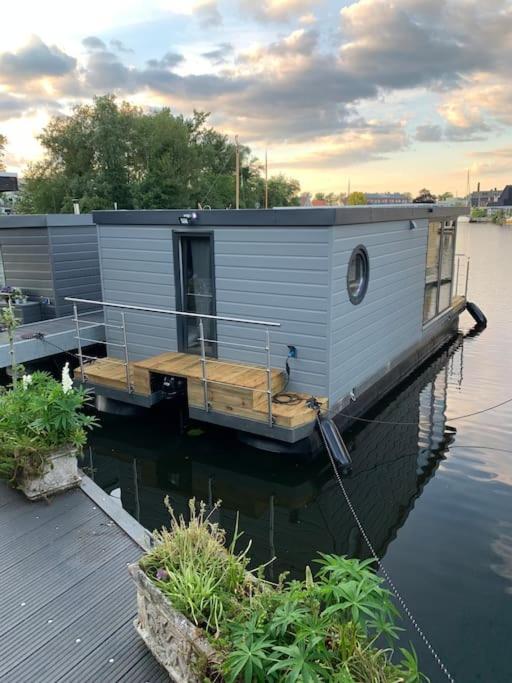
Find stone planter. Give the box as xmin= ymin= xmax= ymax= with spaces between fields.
xmin=19 ymin=445 xmax=80 ymax=500
xmin=128 ymin=563 xmax=220 ymax=682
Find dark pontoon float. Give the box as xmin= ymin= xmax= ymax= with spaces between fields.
xmin=70 ymin=205 xmax=473 ymax=451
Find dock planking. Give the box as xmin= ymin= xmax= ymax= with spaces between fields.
xmin=0 ymin=481 xmax=167 ymax=682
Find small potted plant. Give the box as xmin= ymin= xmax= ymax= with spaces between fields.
xmin=0 ymin=363 xmax=98 ymax=499
xmin=12 ymin=287 xmax=28 ymax=305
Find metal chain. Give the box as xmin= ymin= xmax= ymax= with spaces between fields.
xmin=320 ymin=421 xmax=455 ymax=682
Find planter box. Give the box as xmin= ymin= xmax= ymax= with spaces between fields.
xmin=0 ymin=300 xmax=42 ymax=324
xmin=19 ymin=446 xmax=80 ymax=500
xmin=128 ymin=563 xmax=220 ymax=682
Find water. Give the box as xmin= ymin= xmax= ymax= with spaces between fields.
xmin=83 ymin=223 xmax=512 ymax=682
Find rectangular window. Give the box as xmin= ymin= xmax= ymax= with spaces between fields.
xmin=423 ymin=219 xmax=456 ymax=324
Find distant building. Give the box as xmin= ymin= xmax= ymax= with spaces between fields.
xmin=0 ymin=172 xmax=18 ymax=193
xmin=365 ymin=192 xmax=410 ymax=205
xmin=311 ymin=198 xmax=327 ymax=207
xmin=489 ymin=185 xmax=512 ymax=207
xmin=470 ymin=187 xmax=502 ymax=207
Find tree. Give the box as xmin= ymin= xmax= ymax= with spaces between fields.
xmin=0 ymin=134 xmax=6 ymax=171
xmin=266 ymin=174 xmax=300 ymax=207
xmin=347 ymin=191 xmax=367 ymax=205
xmin=438 ymin=192 xmax=454 ymax=201
xmin=17 ymin=95 xmax=301 ymax=213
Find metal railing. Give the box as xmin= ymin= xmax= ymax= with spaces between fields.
xmin=454 ymin=253 xmax=470 ymax=298
xmin=66 ymin=297 xmax=281 ymax=427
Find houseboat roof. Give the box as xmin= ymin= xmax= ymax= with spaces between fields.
xmin=0 ymin=214 xmax=94 ymax=229
xmin=93 ymin=205 xmax=468 ymax=227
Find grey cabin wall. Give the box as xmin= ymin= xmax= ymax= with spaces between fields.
xmin=0 ymin=225 xmax=55 ymax=318
xmin=96 ymin=222 xmax=330 ymax=395
xmin=97 ymin=224 xmax=177 ymax=359
xmin=327 ymin=218 xmax=428 ymax=408
xmin=49 ymin=224 xmax=102 ymax=317
xmin=213 ymin=226 xmax=330 ymax=396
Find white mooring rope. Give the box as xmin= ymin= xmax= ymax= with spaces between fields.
xmin=320 ymin=420 xmax=455 ymax=682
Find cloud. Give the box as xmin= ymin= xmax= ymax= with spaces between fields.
xmin=193 ymin=0 xmax=222 ymax=27
xmin=415 ymin=124 xmax=442 ymax=142
xmin=0 ymin=36 xmax=76 ymax=84
xmin=0 ymin=94 xmax=30 ymax=121
xmin=82 ymin=36 xmax=107 ymax=51
xmin=277 ymin=121 xmax=408 ymax=169
xmin=110 ymin=39 xmax=133 ymax=53
xmin=202 ymin=43 xmax=233 ymax=65
xmin=146 ymin=52 xmax=184 ymax=69
xmin=239 ymin=0 xmax=318 ymax=23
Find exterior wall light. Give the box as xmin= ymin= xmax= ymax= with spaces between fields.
xmin=178 ymin=212 xmax=198 ymax=225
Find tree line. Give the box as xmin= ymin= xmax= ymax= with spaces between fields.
xmin=6 ymin=95 xmax=301 ymax=214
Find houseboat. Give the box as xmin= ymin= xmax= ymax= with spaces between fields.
xmin=70 ymin=205 xmax=474 ymax=451
xmin=0 ymin=214 xmax=101 ymax=322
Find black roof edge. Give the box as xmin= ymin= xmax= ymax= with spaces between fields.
xmin=0 ymin=214 xmax=94 ymax=229
xmin=92 ymin=206 xmax=469 ymax=227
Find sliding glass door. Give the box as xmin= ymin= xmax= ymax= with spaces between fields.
xmin=423 ymin=219 xmax=456 ymax=324
xmin=176 ymin=234 xmax=217 ymax=356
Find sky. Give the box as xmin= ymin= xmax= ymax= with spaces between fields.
xmin=1 ymin=0 xmax=512 ymax=196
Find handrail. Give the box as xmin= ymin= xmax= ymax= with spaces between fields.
xmin=65 ymin=297 xmax=281 ymax=328
xmin=68 ymin=296 xmax=280 ymax=427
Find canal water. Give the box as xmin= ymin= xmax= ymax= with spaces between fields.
xmin=83 ymin=222 xmax=511 ymax=682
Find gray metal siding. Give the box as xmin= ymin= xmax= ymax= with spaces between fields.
xmin=96 ymin=224 xmax=330 ymax=394
xmin=97 ymin=225 xmax=177 ymax=359
xmin=49 ymin=225 xmax=102 ymax=317
xmin=214 ymin=227 xmax=330 ymax=395
xmin=0 ymin=227 xmax=55 ymax=318
xmin=328 ymin=219 xmax=427 ymax=406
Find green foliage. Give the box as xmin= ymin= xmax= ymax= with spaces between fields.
xmin=470 ymin=207 xmax=487 ymax=219
xmin=347 ymin=191 xmax=367 ymax=206
xmin=0 ymin=370 xmax=97 ymax=483
xmin=141 ymin=500 xmax=428 ymax=682
xmin=140 ymin=497 xmax=257 ymax=636
xmin=17 ymin=95 xmax=301 ymax=213
xmin=0 ymin=133 xmax=6 ymax=170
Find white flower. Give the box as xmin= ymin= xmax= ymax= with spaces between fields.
xmin=22 ymin=374 xmax=33 ymax=391
xmin=62 ymin=362 xmax=73 ymax=394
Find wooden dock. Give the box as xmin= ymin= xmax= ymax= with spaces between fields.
xmin=0 ymin=479 xmax=166 ymax=682
xmin=82 ymin=351 xmax=327 ymax=429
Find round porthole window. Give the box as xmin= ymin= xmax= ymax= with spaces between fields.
xmin=347 ymin=245 xmax=369 ymax=305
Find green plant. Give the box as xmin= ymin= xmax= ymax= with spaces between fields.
xmin=140 ymin=500 xmax=429 ymax=682
xmin=140 ymin=497 xmax=260 ymax=636
xmin=0 ymin=368 xmax=98 ymax=483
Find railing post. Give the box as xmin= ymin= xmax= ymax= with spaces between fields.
xmin=120 ymin=311 xmax=132 ymax=393
xmin=265 ymin=329 xmax=273 ymax=427
xmin=73 ymin=303 xmax=85 ymax=382
xmin=465 ymin=257 xmax=470 ymax=299
xmin=455 ymin=256 xmax=461 ymax=295
xmin=199 ymin=318 xmax=209 ymax=411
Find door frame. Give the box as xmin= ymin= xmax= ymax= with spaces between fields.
xmin=172 ymin=230 xmax=218 ymax=357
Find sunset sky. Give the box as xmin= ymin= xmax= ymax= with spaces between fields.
xmin=1 ymin=0 xmax=511 ymax=196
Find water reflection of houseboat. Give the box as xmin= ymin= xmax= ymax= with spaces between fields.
xmin=87 ymin=338 xmax=461 ymax=577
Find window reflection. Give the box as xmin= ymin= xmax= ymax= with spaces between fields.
xmin=423 ymin=219 xmax=456 ymax=323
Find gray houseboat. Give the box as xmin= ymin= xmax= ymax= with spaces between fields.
xmin=72 ymin=205 xmax=472 ymax=451
xmin=0 ymin=214 xmax=101 ymax=322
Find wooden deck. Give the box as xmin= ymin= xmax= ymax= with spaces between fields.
xmin=82 ymin=352 xmax=327 ymax=429
xmin=0 ymin=480 xmax=166 ymax=682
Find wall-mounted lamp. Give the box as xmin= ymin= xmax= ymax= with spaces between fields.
xmin=409 ymin=219 xmax=418 ymax=230
xmin=178 ymin=212 xmax=198 ymax=225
